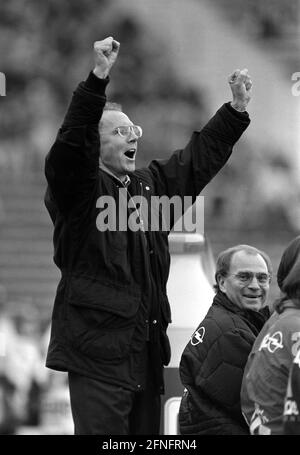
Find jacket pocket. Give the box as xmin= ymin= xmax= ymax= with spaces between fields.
xmin=66 ymin=275 xmax=141 ymax=361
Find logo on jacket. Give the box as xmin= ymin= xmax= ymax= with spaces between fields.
xmin=191 ymin=326 xmax=205 ymax=346
xmin=259 ymin=331 xmax=283 ymax=353
xmin=284 ymin=399 xmax=299 ymax=416
xmin=294 ymin=348 xmax=300 ymax=368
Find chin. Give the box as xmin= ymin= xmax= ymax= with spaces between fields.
xmin=126 ymin=164 xmax=135 ymax=173
xmin=243 ymin=300 xmax=263 ymax=311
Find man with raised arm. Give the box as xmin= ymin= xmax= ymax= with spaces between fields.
xmin=44 ymin=36 xmax=252 ymax=435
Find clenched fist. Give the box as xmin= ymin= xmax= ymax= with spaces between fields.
xmin=228 ymin=68 xmax=252 ymax=112
xmin=93 ymin=37 xmax=120 ymax=79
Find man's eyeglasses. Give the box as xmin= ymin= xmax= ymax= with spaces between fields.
xmin=229 ymin=272 xmax=271 ymax=285
xmin=114 ymin=125 xmax=143 ymax=138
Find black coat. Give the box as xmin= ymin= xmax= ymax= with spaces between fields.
xmin=179 ymin=291 xmax=269 ymax=434
xmin=44 ymin=71 xmax=250 ymax=393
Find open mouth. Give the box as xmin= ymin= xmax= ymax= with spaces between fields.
xmin=124 ymin=149 xmax=136 ymax=160
xmin=244 ymin=295 xmax=261 ymax=299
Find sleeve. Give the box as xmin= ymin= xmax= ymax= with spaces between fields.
xmin=44 ymin=72 xmax=109 ymax=214
xmin=148 ymin=103 xmax=250 ymax=201
xmin=195 ymin=329 xmax=253 ymax=416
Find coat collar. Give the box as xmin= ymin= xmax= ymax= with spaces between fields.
xmin=212 ymin=291 xmax=270 ymax=333
xmin=99 ymin=165 xmax=131 ymax=187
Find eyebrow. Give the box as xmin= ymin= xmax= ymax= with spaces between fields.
xmin=235 ymin=270 xmax=268 ymax=274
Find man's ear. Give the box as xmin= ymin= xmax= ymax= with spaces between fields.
xmin=217 ymin=274 xmax=227 ymax=293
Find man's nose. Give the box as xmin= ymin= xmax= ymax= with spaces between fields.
xmin=247 ymin=276 xmax=260 ymax=289
xmin=127 ymin=129 xmax=138 ymax=141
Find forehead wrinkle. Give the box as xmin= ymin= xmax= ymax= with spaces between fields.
xmin=230 ymin=251 xmax=268 ymax=274
xmin=100 ymin=111 xmax=133 ymax=132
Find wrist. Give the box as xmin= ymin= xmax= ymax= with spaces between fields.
xmin=84 ymin=71 xmax=109 ymax=93
xmin=230 ymin=101 xmax=247 ymax=112
xmin=93 ymin=67 xmax=109 ymax=79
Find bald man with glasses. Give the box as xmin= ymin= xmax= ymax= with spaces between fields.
xmin=44 ymin=37 xmax=252 ymax=435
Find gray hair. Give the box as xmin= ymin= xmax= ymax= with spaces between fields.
xmin=214 ymin=244 xmax=273 ymax=292
xmin=99 ymin=102 xmax=123 ymax=132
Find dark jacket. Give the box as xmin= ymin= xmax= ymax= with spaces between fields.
xmin=44 ymin=71 xmax=250 ymax=393
xmin=179 ymin=291 xmax=269 ymax=435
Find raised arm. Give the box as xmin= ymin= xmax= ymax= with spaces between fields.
xmin=147 ymin=68 xmax=252 ymax=203
xmin=44 ymin=37 xmax=120 ymax=214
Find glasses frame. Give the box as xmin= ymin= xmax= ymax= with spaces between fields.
xmin=114 ymin=125 xmax=143 ymax=138
xmin=227 ymin=271 xmax=271 ymax=286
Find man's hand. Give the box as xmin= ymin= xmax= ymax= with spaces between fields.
xmin=228 ymin=68 xmax=252 ymax=112
xmin=93 ymin=37 xmax=120 ymax=79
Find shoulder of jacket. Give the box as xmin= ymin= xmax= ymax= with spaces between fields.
xmin=209 ymin=304 xmax=244 ymax=334
xmin=271 ymin=312 xmax=300 ymax=346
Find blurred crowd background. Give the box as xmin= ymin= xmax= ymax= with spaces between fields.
xmin=0 ymin=0 xmax=300 ymax=434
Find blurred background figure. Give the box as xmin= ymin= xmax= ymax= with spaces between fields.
xmin=0 ymin=288 xmax=46 ymax=433
xmin=14 ymin=321 xmax=73 ymax=435
xmin=34 ymin=324 xmax=73 ymax=435
xmin=0 ymin=284 xmax=18 ymax=434
xmin=37 ymin=370 xmax=73 ymax=435
xmin=0 ymin=299 xmax=46 ymax=433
